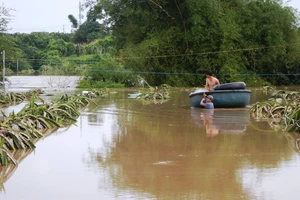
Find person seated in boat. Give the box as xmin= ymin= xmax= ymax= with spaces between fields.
xmin=200 ymin=95 xmax=214 ymax=109
xmin=205 ymin=71 xmax=220 ymax=90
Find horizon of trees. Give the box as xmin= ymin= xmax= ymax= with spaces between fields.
xmin=1 ymin=0 xmax=300 ymax=87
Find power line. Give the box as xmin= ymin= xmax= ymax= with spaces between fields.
xmin=3 ymin=40 xmax=300 ymax=62
xmin=3 ymin=59 xmax=300 ymax=76
xmin=117 ymin=43 xmax=300 ymax=60
xmin=8 ymin=24 xmax=72 ymax=33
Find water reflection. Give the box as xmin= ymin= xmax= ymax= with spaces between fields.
xmin=0 ymin=88 xmax=299 ymax=200
xmin=87 ymin=95 xmax=293 ymax=200
xmin=191 ymin=108 xmax=249 ymax=137
xmin=200 ymin=109 xmax=219 ymax=137
xmin=0 ymin=149 xmax=34 ymax=191
xmin=285 ymin=132 xmax=300 ymax=154
xmin=0 ymin=164 xmax=17 ymax=191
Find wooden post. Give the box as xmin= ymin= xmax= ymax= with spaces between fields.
xmin=17 ymin=59 xmax=19 ymax=76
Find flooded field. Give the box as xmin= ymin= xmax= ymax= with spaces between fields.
xmin=0 ymin=76 xmax=300 ymax=200
xmin=6 ymin=75 xmax=81 ymax=89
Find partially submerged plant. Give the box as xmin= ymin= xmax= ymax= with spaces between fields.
xmin=0 ymin=89 xmax=45 ymax=107
xmin=0 ymin=91 xmax=101 ymax=167
xmin=0 ymin=92 xmax=26 ymax=106
xmin=0 ymin=138 xmax=17 ymax=166
xmin=134 ymin=76 xmax=172 ymax=104
xmin=137 ymin=85 xmax=172 ymax=104
xmin=249 ymin=89 xmax=300 ymax=132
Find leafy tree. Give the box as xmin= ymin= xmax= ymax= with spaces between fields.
xmin=0 ymin=35 xmax=22 ymax=58
xmin=93 ymin=0 xmax=300 ymax=86
xmin=13 ymin=33 xmax=50 ymax=70
xmin=68 ymin=14 xmax=78 ymax=29
xmin=46 ymin=38 xmax=70 ymax=57
xmin=236 ymin=0 xmax=300 ymax=85
xmin=73 ymin=5 xmax=109 ymax=44
xmin=0 ymin=35 xmax=24 ymax=74
xmin=49 ymin=32 xmax=73 ymax=43
xmin=0 ymin=3 xmax=13 ymax=32
xmin=73 ymin=19 xmax=105 ymax=44
xmin=11 ymin=32 xmax=76 ymax=70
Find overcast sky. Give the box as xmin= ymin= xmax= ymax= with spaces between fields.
xmin=1 ymin=0 xmax=300 ymax=33
xmin=1 ymin=0 xmax=85 ymax=33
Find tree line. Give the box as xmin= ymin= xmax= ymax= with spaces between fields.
xmin=1 ymin=0 xmax=300 ymax=87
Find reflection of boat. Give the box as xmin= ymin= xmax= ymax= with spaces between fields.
xmin=190 ymin=108 xmax=249 ymax=135
xmin=213 ymin=109 xmax=249 ymax=134
xmin=189 ymin=82 xmax=251 ymax=108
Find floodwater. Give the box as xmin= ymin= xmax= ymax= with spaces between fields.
xmin=1 ymin=77 xmax=300 ymax=200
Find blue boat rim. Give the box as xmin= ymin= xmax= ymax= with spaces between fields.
xmin=189 ymin=89 xmax=251 ymax=98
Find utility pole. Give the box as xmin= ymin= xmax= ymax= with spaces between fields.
xmin=17 ymin=59 xmax=19 ymax=76
xmin=1 ymin=50 xmax=5 ymax=90
xmin=79 ymin=1 xmax=85 ymax=27
xmin=79 ymin=1 xmax=82 ymax=27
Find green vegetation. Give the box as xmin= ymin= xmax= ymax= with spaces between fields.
xmin=249 ymin=87 xmax=300 ymax=132
xmin=0 ymin=4 xmax=13 ymax=32
xmin=0 ymin=90 xmax=104 ymax=166
xmin=136 ymin=80 xmax=172 ymax=104
xmin=1 ymin=1 xmax=300 ymax=87
xmin=0 ymin=89 xmax=43 ymax=107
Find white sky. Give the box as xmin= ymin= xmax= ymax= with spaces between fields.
xmin=1 ymin=0 xmax=300 ymax=33
xmin=1 ymin=0 xmax=86 ymax=33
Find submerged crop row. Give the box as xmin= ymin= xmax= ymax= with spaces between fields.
xmin=0 ymin=90 xmax=103 ymax=166
xmin=248 ymin=87 xmax=300 ymax=132
xmin=0 ymin=89 xmax=43 ymax=107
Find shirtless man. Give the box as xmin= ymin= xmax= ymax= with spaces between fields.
xmin=205 ymin=71 xmax=220 ymax=90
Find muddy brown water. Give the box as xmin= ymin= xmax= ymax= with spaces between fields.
xmin=0 ymin=78 xmax=300 ymax=200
